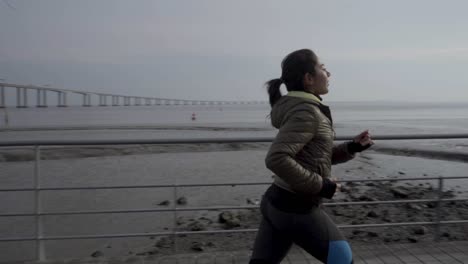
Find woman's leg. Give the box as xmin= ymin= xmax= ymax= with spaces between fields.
xmin=249 ymin=198 xmax=294 ymax=264
xmin=292 ymin=208 xmax=353 ymax=264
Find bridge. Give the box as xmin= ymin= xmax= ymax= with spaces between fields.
xmin=0 ymin=82 xmax=267 ymax=108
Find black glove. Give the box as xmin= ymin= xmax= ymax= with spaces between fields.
xmin=318 ymin=178 xmax=337 ymax=199
xmin=347 ymin=141 xmax=372 ymax=154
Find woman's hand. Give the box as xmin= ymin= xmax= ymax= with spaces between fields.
xmin=354 ymin=130 xmax=374 ymax=146
xmin=348 ymin=130 xmax=374 ymax=153
xmin=331 ymin=177 xmax=341 ymax=192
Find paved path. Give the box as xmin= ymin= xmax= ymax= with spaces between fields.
xmin=19 ymin=241 xmax=468 ymax=264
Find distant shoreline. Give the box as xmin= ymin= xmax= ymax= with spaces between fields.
xmin=0 ymin=124 xmax=274 ymax=132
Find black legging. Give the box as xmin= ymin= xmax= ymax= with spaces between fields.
xmin=249 ymin=186 xmax=353 ymax=264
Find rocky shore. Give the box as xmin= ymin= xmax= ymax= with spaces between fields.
xmin=100 ymin=180 xmax=468 ymax=258
xmin=2 ymin=141 xmax=468 ymax=261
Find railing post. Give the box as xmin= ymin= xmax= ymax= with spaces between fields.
xmin=173 ymin=183 xmax=178 ymax=254
xmin=434 ymin=176 xmax=444 ymax=242
xmin=23 ymin=88 xmax=28 ymax=108
xmin=0 ymin=85 xmax=5 ymax=108
xmin=37 ymin=90 xmax=41 ymax=107
xmin=34 ymin=146 xmax=45 ymax=261
xmin=16 ymin=87 xmax=21 ymax=108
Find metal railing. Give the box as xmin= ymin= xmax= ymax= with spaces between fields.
xmin=1 ymin=134 xmax=468 ymax=261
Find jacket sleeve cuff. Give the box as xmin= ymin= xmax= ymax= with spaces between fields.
xmin=347 ymin=141 xmax=371 ymax=154
xmin=318 ymin=178 xmax=337 ymax=199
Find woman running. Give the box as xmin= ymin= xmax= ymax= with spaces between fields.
xmin=249 ymin=49 xmax=374 ymax=264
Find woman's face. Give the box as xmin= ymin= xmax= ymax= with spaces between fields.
xmin=304 ymin=62 xmax=331 ymax=95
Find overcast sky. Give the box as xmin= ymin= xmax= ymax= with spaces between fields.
xmin=1 ymin=0 xmax=468 ymax=102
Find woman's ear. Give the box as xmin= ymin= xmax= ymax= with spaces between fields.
xmin=303 ymin=72 xmax=315 ymax=87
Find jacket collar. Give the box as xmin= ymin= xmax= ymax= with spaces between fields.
xmin=286 ymin=91 xmax=322 ymax=104
xmin=286 ymin=91 xmax=332 ymax=125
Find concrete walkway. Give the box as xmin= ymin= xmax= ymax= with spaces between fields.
xmin=19 ymin=241 xmax=468 ymax=264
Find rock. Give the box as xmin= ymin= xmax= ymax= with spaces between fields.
xmin=158 ymin=200 xmax=170 ymax=206
xmin=352 ymin=230 xmax=364 ymax=235
xmin=177 ymin=197 xmax=187 ymax=205
xmin=367 ymin=231 xmax=378 ymax=237
xmin=358 ymin=195 xmax=373 ymax=201
xmin=219 ymin=211 xmax=233 ymax=223
xmin=398 ymin=171 xmax=406 ymax=175
xmin=155 ymin=237 xmax=173 ymax=249
xmin=365 ymin=182 xmax=376 ymax=187
xmin=382 ymin=217 xmax=392 ymax=222
xmin=442 ymin=232 xmax=451 ymax=238
xmin=91 ymin=251 xmax=103 ymax=258
xmin=136 ymin=249 xmax=158 ymax=256
xmin=413 ymin=226 xmax=427 ymax=235
xmin=390 ymin=187 xmax=409 ymax=198
xmin=340 ymin=186 xmax=351 ymax=193
xmin=332 ymin=209 xmax=343 ymax=216
xmin=198 ymin=216 xmax=213 ymax=224
xmin=207 ymin=241 xmax=215 ymax=247
xmin=219 ymin=211 xmax=241 ymax=228
xmin=176 ymin=218 xmax=185 ymax=226
xmin=367 ymin=211 xmax=379 ymax=218
xmin=407 ymin=237 xmax=418 ymax=243
xmin=406 ymin=204 xmax=423 ymax=211
xmin=188 ymin=221 xmax=206 ymax=231
xmin=423 ymin=212 xmax=433 ymax=217
xmin=191 ymin=242 xmax=205 ymax=251
xmin=246 ymin=198 xmax=259 ymax=205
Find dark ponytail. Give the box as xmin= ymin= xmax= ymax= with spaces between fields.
xmin=266 ymin=49 xmax=319 ymax=107
xmin=266 ymin=78 xmax=283 ymax=107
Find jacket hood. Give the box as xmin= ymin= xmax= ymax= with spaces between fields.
xmin=270 ymin=92 xmax=322 ymax=129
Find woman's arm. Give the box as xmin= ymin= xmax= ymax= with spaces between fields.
xmin=331 ymin=143 xmax=355 ymax=165
xmin=332 ymin=130 xmax=374 ymax=165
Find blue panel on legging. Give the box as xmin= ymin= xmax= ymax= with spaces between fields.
xmin=327 ymin=240 xmax=352 ymax=264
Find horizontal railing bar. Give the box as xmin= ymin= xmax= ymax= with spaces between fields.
xmin=1 ymin=133 xmax=468 ymax=147
xmin=338 ymin=222 xmax=436 ymax=228
xmin=3 ymin=220 xmax=468 ymax=242
xmin=0 ymin=182 xmax=271 ymax=192
xmin=325 ymin=198 xmax=468 ymax=206
xmin=0 ymin=236 xmax=37 ymax=242
xmin=2 ymin=176 xmax=468 ymax=192
xmin=0 ymin=229 xmax=258 ymax=242
xmin=338 ymin=220 xmax=468 ymax=229
xmin=2 ymin=198 xmax=468 ymax=217
xmin=0 ymin=205 xmax=260 ymax=217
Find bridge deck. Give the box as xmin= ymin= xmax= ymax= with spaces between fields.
xmin=21 ymin=241 xmax=468 ymax=264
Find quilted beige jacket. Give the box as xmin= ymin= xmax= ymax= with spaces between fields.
xmin=265 ymin=91 xmax=354 ymax=200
